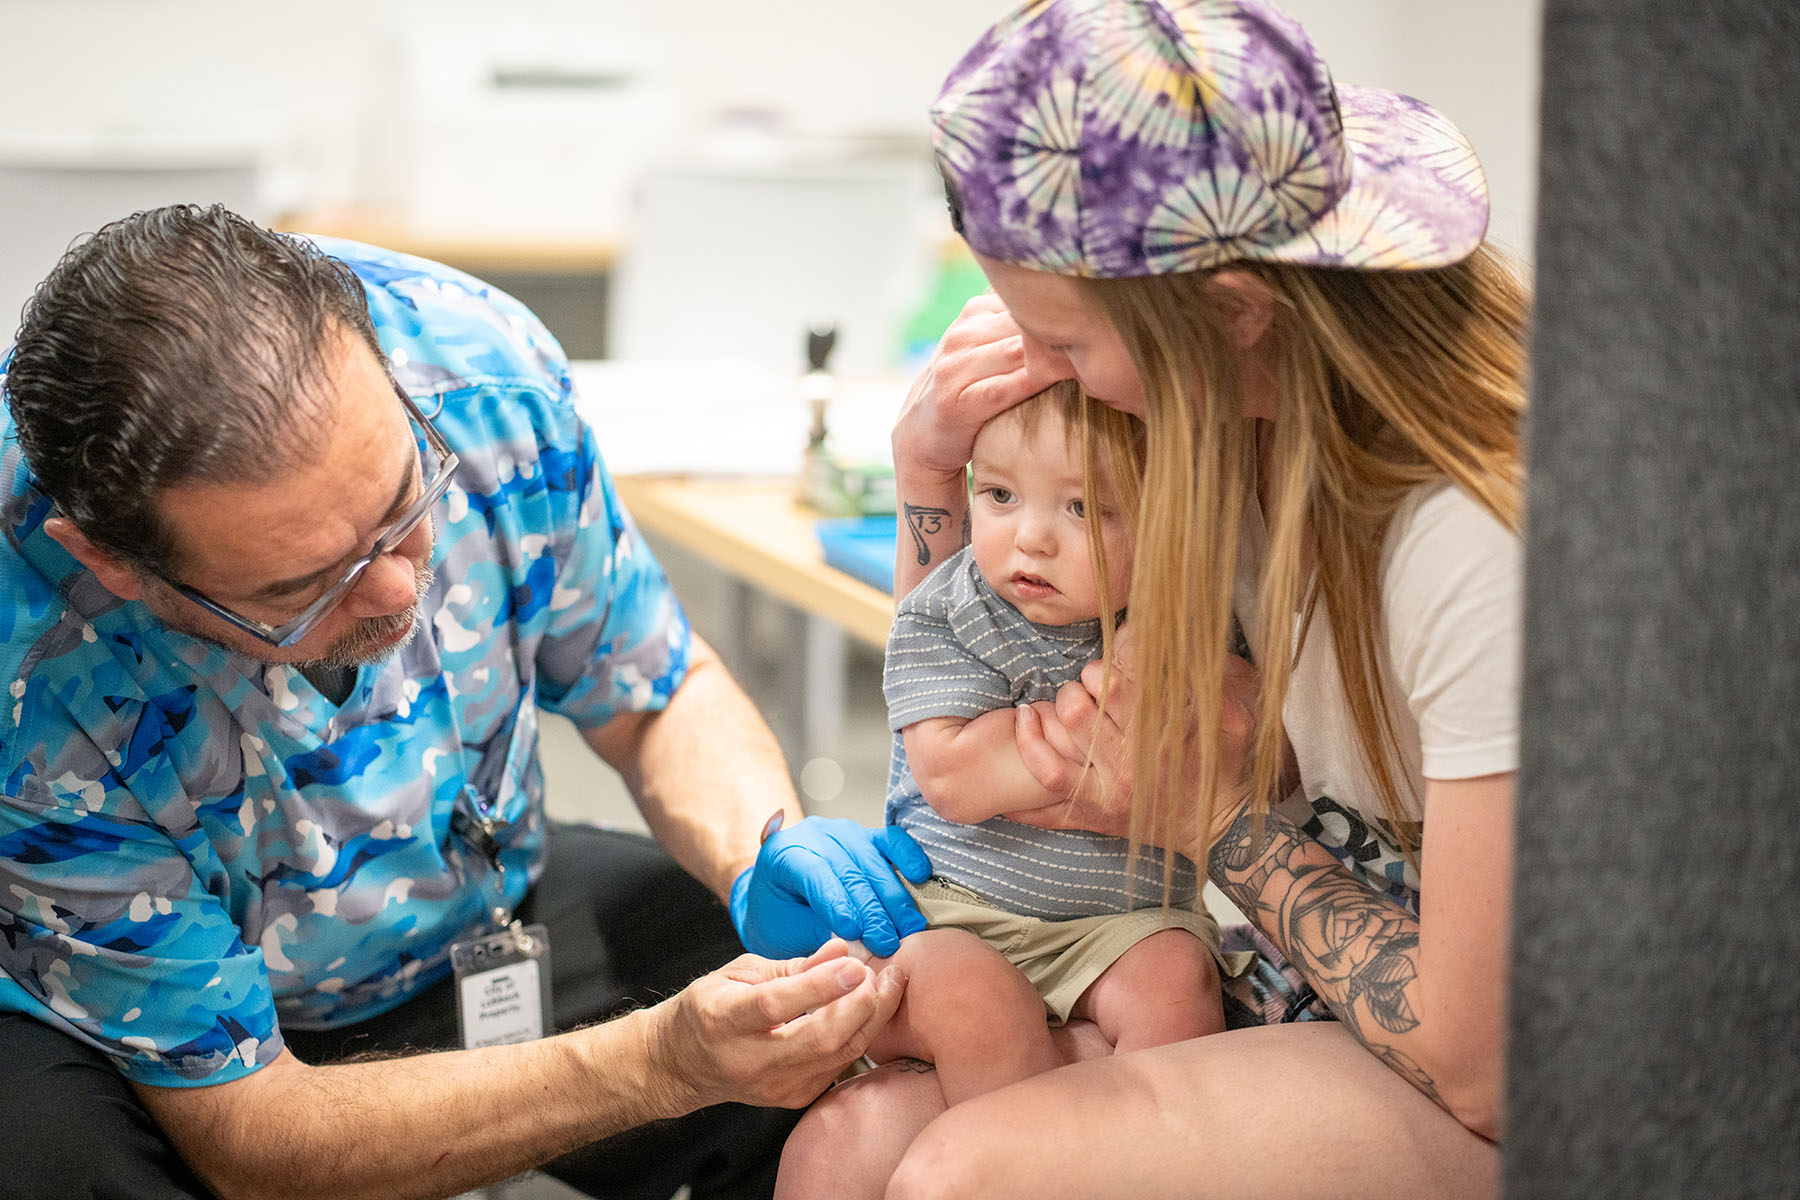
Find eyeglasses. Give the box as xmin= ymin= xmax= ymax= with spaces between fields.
xmin=159 ymin=381 xmax=460 ymax=648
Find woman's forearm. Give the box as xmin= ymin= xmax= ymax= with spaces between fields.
xmin=889 ymin=292 xmax=1044 ymax=599
xmin=1207 ymin=807 xmax=1490 ymax=1132
xmin=893 ymin=464 xmax=970 ymax=598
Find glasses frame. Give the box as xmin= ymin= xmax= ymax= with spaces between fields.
xmin=159 ymin=382 xmax=460 ymax=649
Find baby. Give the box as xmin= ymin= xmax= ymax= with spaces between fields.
xmin=871 ymin=379 xmax=1242 ymax=1104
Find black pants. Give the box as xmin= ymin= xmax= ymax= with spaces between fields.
xmin=0 ymin=823 xmax=799 ymax=1200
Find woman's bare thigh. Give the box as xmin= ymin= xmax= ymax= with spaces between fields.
xmin=886 ymin=1022 xmax=1498 ymax=1200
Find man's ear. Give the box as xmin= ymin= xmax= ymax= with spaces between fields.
xmin=1208 ymin=270 xmax=1277 ymax=350
xmin=44 ymin=517 xmax=146 ymax=601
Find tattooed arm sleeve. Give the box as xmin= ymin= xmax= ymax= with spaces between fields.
xmin=1208 ymin=807 xmax=1447 ymax=1111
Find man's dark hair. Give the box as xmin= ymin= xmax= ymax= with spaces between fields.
xmin=4 ymin=203 xmax=385 ymax=576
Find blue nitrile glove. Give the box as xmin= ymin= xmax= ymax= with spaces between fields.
xmin=729 ymin=816 xmax=933 ymax=959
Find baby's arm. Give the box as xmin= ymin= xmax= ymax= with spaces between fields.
xmin=904 ymin=708 xmax=1065 ymax=824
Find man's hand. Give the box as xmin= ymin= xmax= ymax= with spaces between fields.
xmin=650 ymin=940 xmax=905 ymax=1111
xmin=134 ymin=941 xmax=905 ymax=1200
xmin=729 ymin=817 xmax=932 ymax=958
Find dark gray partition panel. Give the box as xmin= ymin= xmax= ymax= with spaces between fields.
xmin=1506 ymin=2 xmax=1800 ymax=1195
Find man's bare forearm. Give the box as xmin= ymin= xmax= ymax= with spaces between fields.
xmin=136 ymin=1006 xmax=687 ymax=1200
xmin=1207 ymin=807 xmax=1445 ymax=1110
xmin=588 ymin=636 xmax=800 ymax=900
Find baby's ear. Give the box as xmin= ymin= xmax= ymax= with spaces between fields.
xmin=44 ymin=517 xmax=146 ymax=601
xmin=1207 ymin=271 xmax=1277 ymax=350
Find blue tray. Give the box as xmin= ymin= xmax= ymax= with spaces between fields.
xmin=815 ymin=516 xmax=897 ymax=594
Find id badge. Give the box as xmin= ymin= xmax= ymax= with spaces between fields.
xmin=450 ymin=923 xmax=554 ymax=1050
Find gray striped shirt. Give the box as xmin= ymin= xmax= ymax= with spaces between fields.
xmin=884 ymin=548 xmax=1198 ymax=918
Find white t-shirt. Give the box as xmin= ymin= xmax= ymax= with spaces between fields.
xmin=1238 ymin=482 xmax=1522 ymax=911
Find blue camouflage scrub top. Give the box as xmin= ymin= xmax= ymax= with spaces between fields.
xmin=0 ymin=238 xmax=690 ymax=1087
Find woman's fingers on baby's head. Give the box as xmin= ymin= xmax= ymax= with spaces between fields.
xmin=944 ymin=296 xmax=1020 ymax=353
xmin=964 ymin=362 xmax=1045 ymax=420
xmin=957 ymin=290 xmax=1006 ymax=318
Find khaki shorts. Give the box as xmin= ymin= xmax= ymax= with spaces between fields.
xmin=907 ymin=877 xmax=1256 ymax=1023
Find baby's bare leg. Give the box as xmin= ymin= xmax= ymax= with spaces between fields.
xmin=867 ymin=928 xmax=1062 ymax=1105
xmin=1070 ymin=928 xmax=1225 ymax=1053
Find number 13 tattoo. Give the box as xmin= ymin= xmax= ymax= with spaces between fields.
xmin=903 ymin=503 xmax=958 ymax=567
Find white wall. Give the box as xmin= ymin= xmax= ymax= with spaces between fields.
xmin=0 ymin=0 xmax=1539 ymax=256
xmin=1291 ymin=0 xmax=1543 ymax=262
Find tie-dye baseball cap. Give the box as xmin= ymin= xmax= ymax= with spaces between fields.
xmin=930 ymin=0 xmax=1489 ymax=277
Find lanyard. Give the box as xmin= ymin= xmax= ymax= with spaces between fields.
xmin=447 ymin=781 xmax=552 ymax=1049
xmin=449 ymin=783 xmax=514 ymax=931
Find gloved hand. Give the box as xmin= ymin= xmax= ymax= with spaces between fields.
xmin=729 ymin=816 xmax=933 ymax=958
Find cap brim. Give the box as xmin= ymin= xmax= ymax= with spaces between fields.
xmin=1258 ymin=84 xmax=1490 ymax=271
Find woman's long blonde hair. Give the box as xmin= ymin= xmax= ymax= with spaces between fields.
xmin=1086 ymin=244 xmax=1530 ymax=866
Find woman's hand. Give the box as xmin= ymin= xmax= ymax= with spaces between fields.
xmin=1005 ymin=692 xmax=1130 ymax=836
xmin=893 ymin=293 xmax=1064 ymax=482
xmin=891 ymin=293 xmax=1070 ymax=596
xmin=1009 ymin=633 xmax=1261 ymax=856
xmin=1005 ymin=631 xmax=1138 ymax=837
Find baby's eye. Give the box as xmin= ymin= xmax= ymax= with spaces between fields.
xmin=983 ymin=486 xmax=1015 ymax=505
xmin=1069 ymin=498 xmax=1087 ymax=519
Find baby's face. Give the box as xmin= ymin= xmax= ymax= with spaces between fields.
xmin=969 ymin=413 xmax=1133 ymax=626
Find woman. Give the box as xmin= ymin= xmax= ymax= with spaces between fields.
xmin=777 ymin=0 xmax=1527 ymax=1196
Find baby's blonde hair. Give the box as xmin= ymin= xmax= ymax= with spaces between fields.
xmin=985 ymin=378 xmax=1148 ymax=653
xmin=1086 ymin=243 xmax=1529 ymax=866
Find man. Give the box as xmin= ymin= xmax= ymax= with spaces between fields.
xmin=0 ymin=205 xmax=930 ymax=1200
